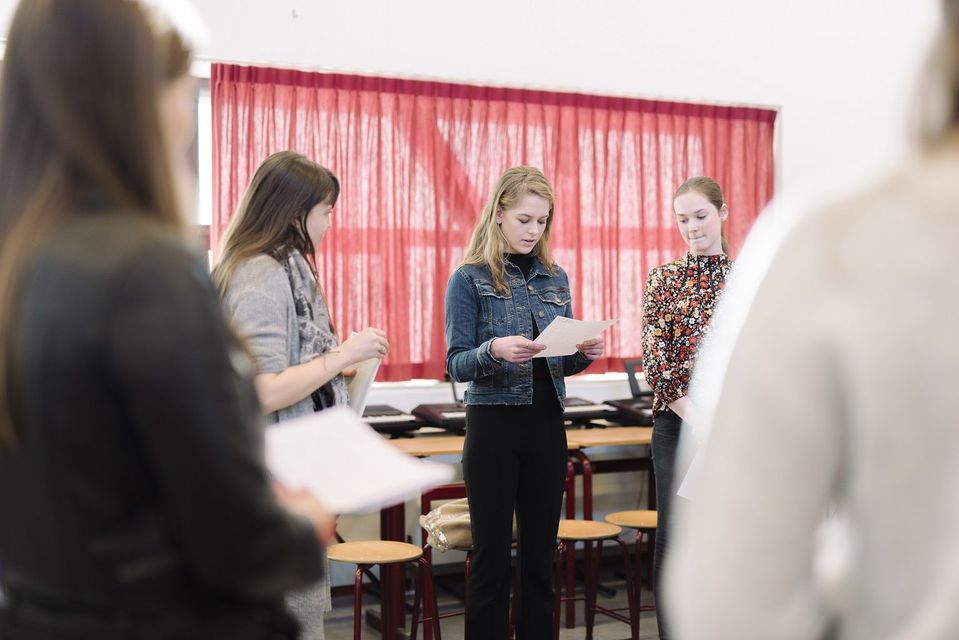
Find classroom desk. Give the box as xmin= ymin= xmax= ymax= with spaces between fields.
xmin=389 ymin=435 xmax=466 ymax=457
xmin=566 ymin=425 xmax=653 ymax=449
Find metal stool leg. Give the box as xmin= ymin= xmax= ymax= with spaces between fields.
xmin=410 ymin=556 xmax=442 ymax=640
xmin=615 ymin=536 xmax=639 ymax=640
xmin=422 ymin=556 xmax=442 ymax=640
xmin=410 ymin=560 xmax=422 ymax=640
xmin=647 ymin=527 xmax=657 ymax=602
xmin=464 ymin=551 xmax=472 ymax=640
xmin=353 ymin=564 xmax=365 ymax=640
xmin=564 ymin=459 xmax=577 ymax=629
xmin=565 ymin=537 xmax=576 ymax=628
xmin=553 ymin=541 xmax=565 ymax=640
xmin=585 ymin=538 xmax=598 ymax=640
xmin=636 ymin=530 xmax=645 ymax=612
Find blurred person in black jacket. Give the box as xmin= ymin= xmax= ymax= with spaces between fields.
xmin=0 ymin=1 xmax=331 ymax=638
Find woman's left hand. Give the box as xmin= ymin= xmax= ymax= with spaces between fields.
xmin=576 ymin=337 xmax=605 ymax=360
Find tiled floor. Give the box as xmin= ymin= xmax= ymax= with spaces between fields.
xmin=324 ymin=574 xmax=660 ymax=639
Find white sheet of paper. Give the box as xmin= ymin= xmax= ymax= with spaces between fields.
xmin=531 ymin=316 xmax=617 ymax=358
xmin=347 ymin=356 xmax=380 ymax=416
xmin=264 ymin=406 xmax=454 ymax=514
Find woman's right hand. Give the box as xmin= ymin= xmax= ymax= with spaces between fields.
xmin=490 ymin=336 xmax=546 ymax=363
xmin=273 ymin=482 xmax=337 ymax=544
xmin=340 ymin=327 xmax=389 ymax=364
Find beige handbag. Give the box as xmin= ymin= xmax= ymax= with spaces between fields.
xmin=419 ymin=498 xmax=517 ymax=552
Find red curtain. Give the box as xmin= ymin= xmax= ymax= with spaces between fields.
xmin=212 ymin=63 xmax=776 ymax=381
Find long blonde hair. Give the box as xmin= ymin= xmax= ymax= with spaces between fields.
xmin=0 ymin=0 xmax=191 ymax=450
xmin=462 ymin=166 xmax=556 ymax=294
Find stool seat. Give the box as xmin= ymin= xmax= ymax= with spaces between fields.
xmin=557 ymin=519 xmax=622 ymax=541
xmin=605 ymin=510 xmax=658 ymax=529
xmin=328 ymin=540 xmax=423 ymax=565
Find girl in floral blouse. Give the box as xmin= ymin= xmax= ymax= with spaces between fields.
xmin=641 ymin=176 xmax=733 ymax=639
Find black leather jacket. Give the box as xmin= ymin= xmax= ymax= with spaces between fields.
xmin=0 ymin=213 xmax=324 ymax=638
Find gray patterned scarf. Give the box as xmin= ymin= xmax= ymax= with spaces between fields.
xmin=282 ymin=249 xmax=350 ymax=410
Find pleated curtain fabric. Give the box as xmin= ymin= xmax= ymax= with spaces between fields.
xmin=211 ymin=63 xmax=776 ymax=380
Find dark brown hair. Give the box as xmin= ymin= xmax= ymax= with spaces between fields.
xmin=0 ymin=0 xmax=192 ymax=449
xmin=212 ymin=151 xmax=340 ymax=295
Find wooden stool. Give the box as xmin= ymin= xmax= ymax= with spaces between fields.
xmin=553 ymin=520 xmax=637 ymax=640
xmin=327 ymin=540 xmax=441 ymax=640
xmin=605 ymin=510 xmax=658 ymax=631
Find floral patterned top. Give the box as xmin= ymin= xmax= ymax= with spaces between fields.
xmin=642 ymin=253 xmax=732 ymax=414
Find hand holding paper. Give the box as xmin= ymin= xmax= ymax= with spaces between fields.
xmin=273 ymin=482 xmax=337 ymax=542
xmin=341 ymin=328 xmax=389 ymax=364
xmin=346 ymin=354 xmax=380 ymax=415
xmin=532 ymin=317 xmax=617 ymax=358
xmin=490 ymin=335 xmax=547 ymax=363
xmin=575 ymin=336 xmax=605 ymax=360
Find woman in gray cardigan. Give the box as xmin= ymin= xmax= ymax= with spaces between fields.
xmin=213 ymin=151 xmax=389 ymax=639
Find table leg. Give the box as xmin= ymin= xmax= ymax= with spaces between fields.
xmin=565 ymin=450 xmax=594 ymax=628
xmin=378 ymin=503 xmax=407 ymax=640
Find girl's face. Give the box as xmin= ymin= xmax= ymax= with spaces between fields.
xmin=673 ymin=190 xmax=727 ymax=256
xmin=305 ymin=198 xmax=334 ymax=247
xmin=496 ymin=193 xmax=551 ymax=254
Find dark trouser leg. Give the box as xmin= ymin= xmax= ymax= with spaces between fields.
xmin=463 ymin=413 xmax=519 ymax=640
xmin=651 ymin=410 xmax=682 ymax=640
xmin=514 ymin=408 xmax=566 ymax=640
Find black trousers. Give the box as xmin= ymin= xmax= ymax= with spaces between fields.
xmin=463 ymin=395 xmax=567 ymax=640
xmin=651 ymin=408 xmax=682 ymax=640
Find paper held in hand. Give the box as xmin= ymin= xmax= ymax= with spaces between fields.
xmin=346 ymin=356 xmax=380 ymax=416
xmin=532 ymin=317 xmax=617 ymax=358
xmin=264 ymin=406 xmax=455 ymax=514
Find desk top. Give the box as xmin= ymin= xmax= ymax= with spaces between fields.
xmin=389 ymin=435 xmax=464 ymax=457
xmin=565 ymin=426 xmax=652 ymax=448
xmin=389 ymin=431 xmax=586 ymax=457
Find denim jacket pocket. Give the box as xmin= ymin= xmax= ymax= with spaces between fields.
xmin=474 ymin=280 xmax=512 ymax=334
xmin=533 ymin=286 xmax=571 ymax=324
xmin=473 ymin=280 xmax=512 ymax=389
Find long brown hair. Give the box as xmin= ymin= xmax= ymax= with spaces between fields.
xmin=212 ymin=151 xmax=340 ymax=295
xmin=674 ymin=176 xmax=729 ymax=255
xmin=0 ymin=0 xmax=191 ymax=450
xmin=462 ymin=166 xmax=556 ymax=294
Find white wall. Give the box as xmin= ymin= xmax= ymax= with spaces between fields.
xmin=0 ymin=0 xmax=941 ymax=199
xmin=181 ymin=0 xmax=940 ymax=201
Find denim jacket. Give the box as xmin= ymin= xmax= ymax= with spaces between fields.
xmin=445 ymin=256 xmax=592 ymax=407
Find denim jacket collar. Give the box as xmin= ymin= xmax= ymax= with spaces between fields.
xmin=502 ymin=254 xmax=552 ymax=281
